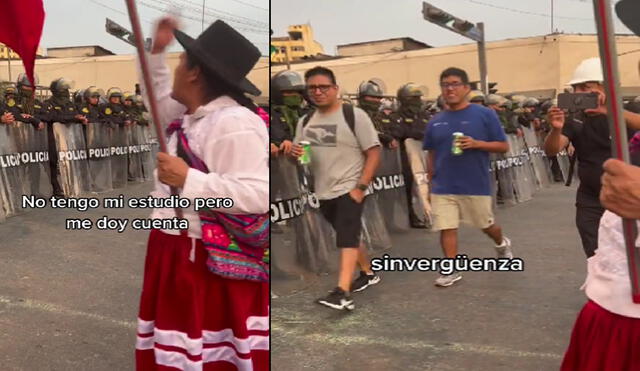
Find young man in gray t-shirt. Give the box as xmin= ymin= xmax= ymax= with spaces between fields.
xmin=290 ymin=66 xmax=381 ymax=311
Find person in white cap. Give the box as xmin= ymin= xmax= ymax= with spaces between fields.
xmin=544 ymin=57 xmax=640 ymax=258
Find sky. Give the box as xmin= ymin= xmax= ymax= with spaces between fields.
xmin=271 ymin=0 xmax=635 ymax=55
xmin=40 ymin=0 xmax=269 ymax=56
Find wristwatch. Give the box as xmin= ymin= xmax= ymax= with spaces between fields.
xmin=356 ymin=183 xmax=368 ymax=191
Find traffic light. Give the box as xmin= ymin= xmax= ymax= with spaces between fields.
xmin=424 ymin=5 xmax=454 ymax=25
xmin=105 ymin=18 xmax=135 ymax=47
xmin=106 ymin=18 xmax=129 ymax=38
xmin=489 ymin=82 xmax=498 ymax=94
xmin=422 ymin=2 xmax=482 ymax=42
xmin=453 ymin=19 xmax=474 ymax=33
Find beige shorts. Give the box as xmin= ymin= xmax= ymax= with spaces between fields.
xmin=431 ymin=194 xmax=495 ymax=231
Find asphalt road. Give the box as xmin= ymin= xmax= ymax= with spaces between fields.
xmin=272 ymin=184 xmax=587 ymax=371
xmin=0 ymin=182 xmax=154 ymax=370
xmin=0 ymin=182 xmax=588 ymax=371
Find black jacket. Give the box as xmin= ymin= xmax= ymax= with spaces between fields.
xmin=5 ymin=97 xmax=48 ymax=128
xmin=42 ymin=97 xmax=83 ymax=124
xmin=100 ymin=103 xmax=129 ymax=127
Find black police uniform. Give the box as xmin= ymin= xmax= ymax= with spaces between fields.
xmin=562 ymin=113 xmax=637 ymax=257
xmin=100 ymin=102 xmax=129 ymax=127
xmin=390 ymin=109 xmax=430 ymax=227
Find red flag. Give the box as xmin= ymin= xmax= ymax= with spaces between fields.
xmin=0 ymin=0 xmax=45 ymax=87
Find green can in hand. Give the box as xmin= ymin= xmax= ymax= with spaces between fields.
xmin=299 ymin=141 xmax=312 ymax=164
xmin=452 ymin=132 xmax=464 ymax=155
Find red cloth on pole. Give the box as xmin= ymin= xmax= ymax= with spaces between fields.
xmin=0 ymin=0 xmax=45 ymax=86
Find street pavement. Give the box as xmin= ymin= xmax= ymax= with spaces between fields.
xmin=272 ymin=184 xmax=587 ymax=371
xmin=0 ymin=182 xmax=153 ymax=370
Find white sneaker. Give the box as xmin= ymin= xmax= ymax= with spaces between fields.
xmin=434 ymin=272 xmax=462 ymax=287
xmin=495 ymin=236 xmax=513 ymax=259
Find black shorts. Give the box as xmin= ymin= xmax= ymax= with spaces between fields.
xmin=319 ymin=193 xmax=364 ymax=248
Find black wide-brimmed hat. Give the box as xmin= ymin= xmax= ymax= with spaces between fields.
xmin=616 ymin=0 xmax=640 ymax=37
xmin=174 ymin=20 xmax=262 ymax=96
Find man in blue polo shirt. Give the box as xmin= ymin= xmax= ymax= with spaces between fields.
xmin=423 ymin=67 xmax=513 ymax=287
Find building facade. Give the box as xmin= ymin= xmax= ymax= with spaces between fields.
xmin=271 ymin=24 xmax=324 ymax=63
xmin=271 ymin=34 xmax=640 ymax=100
xmin=337 ymin=37 xmax=431 ymax=57
xmin=0 ymin=53 xmax=269 ymax=100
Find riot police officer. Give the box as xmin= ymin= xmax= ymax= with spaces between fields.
xmin=469 ymin=90 xmax=486 ymax=105
xmin=123 ymin=92 xmax=139 ymax=125
xmin=392 ymin=83 xmax=431 ymax=228
xmin=520 ymin=97 xmax=541 ymax=130
xmin=357 ymin=80 xmax=398 ymax=149
xmin=7 ymin=74 xmax=46 ymax=129
xmin=1 ymin=87 xmax=16 ymax=125
xmin=134 ymin=95 xmax=149 ymax=126
xmin=270 ymin=70 xmax=307 ymax=156
xmin=489 ymin=95 xmax=520 ymax=135
xmin=101 ymin=88 xmax=130 ymax=127
xmin=77 ymin=87 xmax=103 ymax=123
xmin=43 ymin=78 xmax=88 ymax=125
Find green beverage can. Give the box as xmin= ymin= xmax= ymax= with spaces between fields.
xmin=299 ymin=141 xmax=312 ymax=164
xmin=452 ymin=132 xmax=464 ymax=155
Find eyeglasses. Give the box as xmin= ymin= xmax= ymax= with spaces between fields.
xmin=440 ymin=82 xmax=466 ymax=90
xmin=306 ymin=84 xmax=334 ymax=93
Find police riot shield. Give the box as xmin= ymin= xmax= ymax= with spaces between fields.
xmin=556 ymin=149 xmax=572 ymax=183
xmin=0 ymin=123 xmax=25 ymax=217
xmin=404 ymin=138 xmax=432 ymax=227
xmin=361 ymin=194 xmax=393 ymax=252
xmin=491 ymin=153 xmax=517 ymax=206
xmin=522 ymin=126 xmax=551 ymax=189
xmin=506 ymin=135 xmax=534 ymax=203
xmin=270 ymin=156 xmax=335 ymax=276
xmin=17 ymin=122 xmax=52 ymax=197
xmin=125 ymin=126 xmax=143 ymax=182
xmin=53 ymin=123 xmax=91 ymax=197
xmin=137 ymin=125 xmax=155 ymax=181
xmin=110 ymin=126 xmax=128 ymax=189
xmin=370 ymin=147 xmax=409 ymax=233
xmin=86 ymin=122 xmax=113 ymax=192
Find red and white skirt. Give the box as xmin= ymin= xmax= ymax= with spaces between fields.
xmin=561 ymin=300 xmax=640 ymax=371
xmin=136 ymin=229 xmax=269 ymax=371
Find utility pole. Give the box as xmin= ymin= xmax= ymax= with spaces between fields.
xmin=7 ymin=48 xmax=11 ymax=82
xmin=285 ymin=44 xmax=291 ymax=70
xmin=423 ymin=2 xmax=488 ymax=94
xmin=202 ymin=0 xmax=205 ymax=32
xmin=551 ymin=0 xmax=555 ymax=33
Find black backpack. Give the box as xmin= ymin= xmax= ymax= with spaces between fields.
xmin=301 ymin=103 xmax=356 ymax=134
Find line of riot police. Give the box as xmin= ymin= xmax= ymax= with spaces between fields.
xmin=0 ymin=73 xmax=151 ymax=196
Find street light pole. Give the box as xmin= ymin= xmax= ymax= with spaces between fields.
xmin=7 ymin=48 xmax=11 ymax=82
xmin=202 ymin=0 xmax=205 ymax=32
xmin=551 ymin=0 xmax=555 ymax=33
xmin=477 ymin=22 xmax=488 ymax=95
xmin=423 ymin=2 xmax=487 ymax=94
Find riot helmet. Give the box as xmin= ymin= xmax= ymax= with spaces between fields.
xmin=4 ymin=86 xmax=16 ymax=99
xmin=271 ymin=70 xmax=305 ymax=93
xmin=270 ymin=71 xmax=304 ymax=107
xmin=358 ymin=80 xmax=384 ymax=98
xmin=522 ymin=97 xmax=540 ymax=108
xmin=107 ymin=87 xmax=123 ymax=104
xmin=469 ymin=90 xmax=486 ymax=104
xmin=397 ymin=83 xmax=423 ymax=100
xmin=50 ymin=78 xmax=73 ymax=97
xmin=84 ymin=86 xmax=101 ymax=106
xmin=123 ymin=91 xmax=135 ymax=106
xmin=16 ymin=73 xmax=39 ymax=97
xmin=397 ymin=83 xmax=425 ymax=114
xmin=510 ymin=95 xmax=527 ymax=108
xmin=358 ymin=80 xmax=385 ymax=112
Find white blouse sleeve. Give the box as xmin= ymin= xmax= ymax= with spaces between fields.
xmin=180 ymin=112 xmax=269 ymax=215
xmin=137 ymin=52 xmax=186 ymax=130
